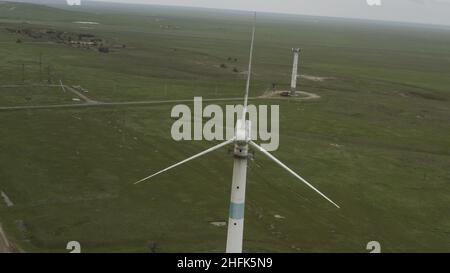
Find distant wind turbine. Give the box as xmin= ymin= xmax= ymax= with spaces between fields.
xmin=134 ymin=14 xmax=339 ymax=253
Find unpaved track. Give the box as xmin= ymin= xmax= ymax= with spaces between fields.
xmin=0 ymin=223 xmax=11 ymax=253
xmin=0 ymin=90 xmax=321 ymax=112
xmin=0 ymin=84 xmax=62 ymax=88
xmin=0 ymin=97 xmax=254 ymax=111
xmin=259 ymin=90 xmax=321 ymax=100
xmin=1 ymin=83 xmax=98 ymax=104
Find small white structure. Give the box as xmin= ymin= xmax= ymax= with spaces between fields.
xmin=290 ymin=48 xmax=301 ymax=96
xmin=66 ymin=0 xmax=81 ymax=6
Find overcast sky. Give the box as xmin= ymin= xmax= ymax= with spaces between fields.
xmin=86 ymin=0 xmax=450 ymax=26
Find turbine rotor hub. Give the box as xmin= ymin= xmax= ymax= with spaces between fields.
xmin=233 ymin=143 xmax=249 ymax=159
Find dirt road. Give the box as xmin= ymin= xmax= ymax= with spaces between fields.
xmin=0 ymin=223 xmax=11 ymax=253
xmin=259 ymin=90 xmax=321 ymax=100
xmin=0 ymin=97 xmax=251 ymax=111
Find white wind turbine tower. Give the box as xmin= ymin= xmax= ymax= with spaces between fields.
xmin=290 ymin=48 xmax=301 ymax=96
xmin=134 ymin=15 xmax=339 ymax=253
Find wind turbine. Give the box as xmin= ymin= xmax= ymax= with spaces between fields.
xmin=134 ymin=15 xmax=339 ymax=253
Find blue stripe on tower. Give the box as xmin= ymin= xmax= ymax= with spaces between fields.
xmin=229 ymin=202 xmax=245 ymax=220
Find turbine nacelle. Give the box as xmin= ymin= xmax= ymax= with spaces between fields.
xmin=234 ymin=119 xmax=251 ymax=159
xmin=235 ymin=119 xmax=251 ymax=144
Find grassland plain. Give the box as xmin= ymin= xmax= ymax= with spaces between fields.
xmin=0 ymin=1 xmax=449 ymax=252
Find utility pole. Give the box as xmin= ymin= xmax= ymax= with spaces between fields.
xmin=22 ymin=63 xmax=25 ymax=84
xmin=47 ymin=65 xmax=51 ymax=84
xmin=39 ymin=53 xmax=42 ymax=82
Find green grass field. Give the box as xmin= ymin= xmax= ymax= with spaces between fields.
xmin=0 ymin=1 xmax=449 ymax=252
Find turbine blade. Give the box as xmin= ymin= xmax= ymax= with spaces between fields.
xmin=242 ymin=12 xmax=256 ymax=116
xmin=134 ymin=138 xmax=235 ymax=185
xmin=249 ymin=141 xmax=340 ymax=208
